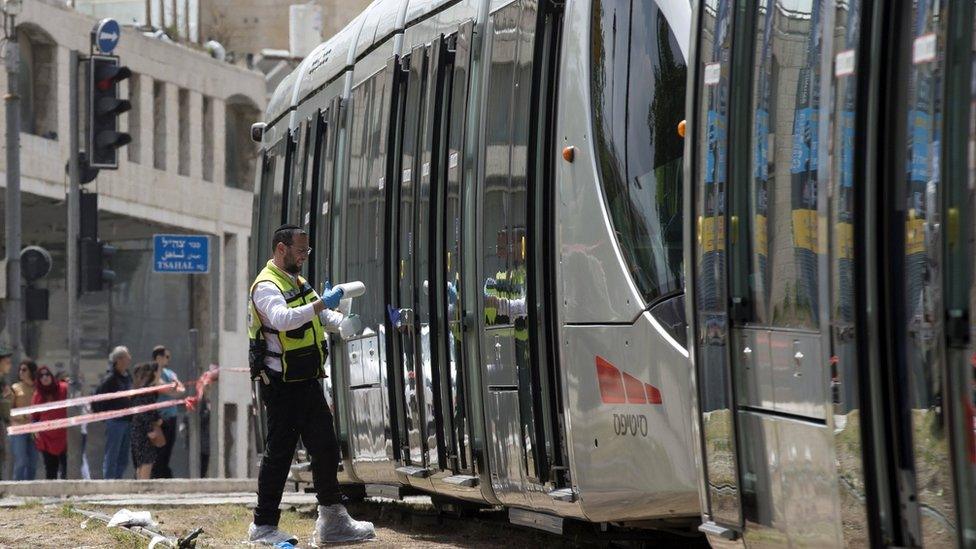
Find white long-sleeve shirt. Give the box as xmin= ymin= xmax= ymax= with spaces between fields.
xmin=252 ymin=277 xmax=344 ymax=373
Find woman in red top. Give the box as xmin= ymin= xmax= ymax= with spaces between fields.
xmin=32 ymin=365 xmax=68 ymax=479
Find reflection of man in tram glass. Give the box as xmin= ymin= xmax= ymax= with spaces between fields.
xmin=483 ymin=227 xmax=537 ymax=467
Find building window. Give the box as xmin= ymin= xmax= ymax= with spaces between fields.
xmin=153 ymin=80 xmax=166 ymax=170
xmin=17 ymin=25 xmax=58 ymax=139
xmin=202 ymin=96 xmax=214 ymax=182
xmin=225 ymin=96 xmax=261 ymax=190
xmin=127 ymin=74 xmax=141 ymax=163
xmin=223 ymin=232 xmax=237 ymax=330
xmin=178 ymin=88 xmax=190 ymax=176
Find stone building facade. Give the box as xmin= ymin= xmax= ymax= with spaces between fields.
xmin=0 ymin=0 xmax=264 ymax=479
xmin=199 ymin=0 xmax=371 ymax=56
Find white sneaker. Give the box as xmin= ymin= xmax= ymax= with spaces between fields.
xmin=248 ymin=522 xmax=298 ymax=545
xmin=312 ymin=504 xmax=376 ymax=545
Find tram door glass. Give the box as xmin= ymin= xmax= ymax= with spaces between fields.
xmin=826 ymin=1 xmax=869 ymax=545
xmin=897 ymin=2 xmax=957 ymax=544
xmin=396 ymin=47 xmax=431 ymax=467
xmin=443 ymin=23 xmax=474 ymax=473
xmin=416 ymin=36 xmax=455 ymax=471
xmin=253 ymin=150 xmax=278 ymax=274
xmin=270 ymin=136 xmax=289 ymax=234
xmin=346 ymin=78 xmax=372 ymax=336
xmin=313 ymin=105 xmax=336 ymax=288
xmin=286 ymin=121 xmax=311 ymax=234
xmin=344 ymin=68 xmax=394 ymax=464
xmin=737 ymin=1 xmax=835 ymax=539
xmin=962 ymin=3 xmax=976 ymax=537
xmin=300 ymin=113 xmax=321 ymax=284
xmin=481 ymin=0 xmax=552 ymax=486
xmin=691 ymin=0 xmax=740 ymax=527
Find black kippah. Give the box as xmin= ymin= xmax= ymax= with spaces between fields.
xmin=274 ymin=224 xmax=301 ymax=234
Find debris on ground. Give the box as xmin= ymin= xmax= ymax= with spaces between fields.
xmin=0 ymin=498 xmax=591 ymax=548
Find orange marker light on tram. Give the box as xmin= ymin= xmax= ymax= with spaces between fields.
xmin=677 ymin=120 xmax=686 ymax=138
xmin=562 ymin=146 xmax=576 ymax=163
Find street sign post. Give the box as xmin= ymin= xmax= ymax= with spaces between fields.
xmin=94 ymin=19 xmax=120 ymax=54
xmin=153 ymin=235 xmax=210 ymax=274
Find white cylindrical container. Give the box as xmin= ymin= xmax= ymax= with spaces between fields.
xmin=335 ymin=281 xmax=366 ymax=299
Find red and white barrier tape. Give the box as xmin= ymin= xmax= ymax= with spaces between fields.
xmin=6 ymin=367 xmax=222 ymax=436
xmin=7 ymin=399 xmax=183 ymax=436
xmin=10 ymin=382 xmax=179 ymax=417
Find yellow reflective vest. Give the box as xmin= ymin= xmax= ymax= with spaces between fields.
xmin=248 ymin=260 xmax=327 ymax=381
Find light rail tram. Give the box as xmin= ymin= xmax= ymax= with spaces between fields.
xmin=250 ymin=0 xmax=699 ymax=540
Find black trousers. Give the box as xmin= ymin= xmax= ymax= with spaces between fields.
xmin=42 ymin=451 xmax=67 ymax=480
xmin=151 ymin=416 xmax=177 ymax=478
xmin=253 ymin=377 xmax=341 ymax=527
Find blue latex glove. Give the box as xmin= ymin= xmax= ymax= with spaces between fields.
xmin=321 ymin=281 xmax=344 ymax=309
xmin=447 ymin=281 xmax=458 ymax=305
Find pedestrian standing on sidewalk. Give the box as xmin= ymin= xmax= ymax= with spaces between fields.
xmin=150 ymin=345 xmax=182 ymax=478
xmin=10 ymin=358 xmax=38 ymax=480
xmin=130 ymin=362 xmax=165 ymax=480
xmin=32 ymin=365 xmax=68 ymax=479
xmin=0 ymin=347 xmax=13 ymax=480
xmin=246 ymin=224 xmax=375 ymax=545
xmin=93 ymin=346 xmax=133 ymax=479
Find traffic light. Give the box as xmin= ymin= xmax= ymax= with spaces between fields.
xmin=80 ymin=237 xmax=116 ymax=292
xmin=89 ymin=55 xmax=131 ymax=169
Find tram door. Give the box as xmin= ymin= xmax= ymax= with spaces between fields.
xmin=390 ymin=39 xmax=460 ymax=475
xmin=478 ymin=0 xmax=565 ymax=499
xmin=690 ymin=0 xmax=976 ymax=546
xmin=391 ymin=45 xmax=432 ymax=472
xmin=878 ymin=0 xmax=975 ymax=545
xmin=690 ymin=0 xmax=859 ymax=545
xmin=439 ymin=24 xmax=476 ymax=477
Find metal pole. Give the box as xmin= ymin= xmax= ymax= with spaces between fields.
xmin=4 ymin=24 xmax=21 ymax=368
xmin=65 ymin=50 xmax=82 ymax=480
xmin=67 ymin=50 xmax=80 ymax=393
xmin=187 ymin=327 xmax=200 ymax=478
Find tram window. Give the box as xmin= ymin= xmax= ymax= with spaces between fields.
xmin=361 ymin=73 xmax=388 ymax=329
xmin=314 ymin=108 xmax=333 ymax=282
xmin=345 ymin=82 xmax=371 ymax=305
xmin=270 ymin=137 xmax=288 ymax=230
xmin=287 ymin=121 xmax=310 ymax=228
xmin=508 ymin=3 xmax=538 ymax=477
xmin=744 ymin=0 xmax=822 ymax=330
xmin=301 ymin=117 xmax=318 ymax=237
xmin=349 ymin=70 xmax=389 ymax=330
xmin=590 ymin=0 xmax=687 ymax=306
xmin=482 ymin=7 xmax=517 ymax=327
xmin=253 ymin=152 xmax=277 ymax=271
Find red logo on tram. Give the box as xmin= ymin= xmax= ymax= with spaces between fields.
xmin=596 ymin=356 xmax=662 ymax=405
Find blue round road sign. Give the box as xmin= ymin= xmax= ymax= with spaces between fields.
xmin=95 ymin=19 xmax=120 ymax=54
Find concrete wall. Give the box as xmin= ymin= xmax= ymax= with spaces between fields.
xmin=0 ymin=0 xmax=265 ymax=478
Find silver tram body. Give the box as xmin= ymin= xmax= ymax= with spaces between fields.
xmin=685 ymin=1 xmax=976 ymax=547
xmin=252 ymin=0 xmax=699 ymax=531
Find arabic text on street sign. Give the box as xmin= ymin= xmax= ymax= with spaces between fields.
xmin=95 ymin=19 xmax=121 ymax=54
xmin=153 ymin=235 xmax=209 ymax=274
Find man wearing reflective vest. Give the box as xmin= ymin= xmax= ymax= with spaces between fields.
xmin=246 ymin=224 xmax=375 ymax=546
